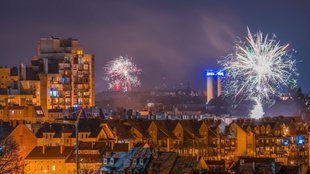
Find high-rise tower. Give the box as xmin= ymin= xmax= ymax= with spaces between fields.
xmin=0 ymin=37 xmax=95 ymax=122
xmin=36 ymin=37 xmax=95 ymax=115
xmin=205 ymin=69 xmax=224 ymax=103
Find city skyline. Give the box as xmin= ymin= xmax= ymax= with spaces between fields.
xmin=1 ymin=2 xmax=310 ymax=173
xmin=0 ymin=1 xmax=309 ymax=93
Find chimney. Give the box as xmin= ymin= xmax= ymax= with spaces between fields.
xmin=43 ymin=145 xmax=46 ymax=154
xmin=60 ymin=145 xmax=64 ymax=154
xmin=128 ymin=142 xmax=132 ymax=151
xmin=20 ymin=64 xmax=26 ymax=80
xmin=12 ymin=120 xmax=17 ymax=127
xmin=111 ymin=141 xmax=115 ymax=150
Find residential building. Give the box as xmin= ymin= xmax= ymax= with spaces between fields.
xmin=0 ymin=37 xmax=95 ymax=122
xmin=21 ymin=116 xmax=310 ymax=173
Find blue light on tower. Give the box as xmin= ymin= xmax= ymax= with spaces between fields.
xmin=205 ymin=69 xmax=225 ymax=77
xmin=205 ymin=69 xmax=225 ymax=103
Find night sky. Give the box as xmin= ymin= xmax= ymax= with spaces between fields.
xmin=0 ymin=1 xmax=309 ymax=93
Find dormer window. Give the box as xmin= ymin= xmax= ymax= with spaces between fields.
xmin=109 ymin=158 xmax=114 ymax=165
xmin=139 ymin=158 xmax=144 ymax=165
xmin=103 ymin=158 xmax=108 ymax=165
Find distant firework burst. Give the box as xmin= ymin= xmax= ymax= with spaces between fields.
xmin=104 ymin=56 xmax=142 ymax=92
xmin=220 ymin=28 xmax=297 ymax=119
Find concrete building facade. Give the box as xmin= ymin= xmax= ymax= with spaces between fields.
xmin=0 ymin=37 xmax=95 ymax=122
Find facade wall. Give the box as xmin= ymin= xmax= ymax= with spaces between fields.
xmin=0 ymin=106 xmax=42 ymax=122
xmin=25 ymin=159 xmax=67 ymax=174
xmin=0 ymin=68 xmax=11 ymax=88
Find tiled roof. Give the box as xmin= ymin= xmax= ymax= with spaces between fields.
xmin=35 ymin=123 xmax=75 ymax=138
xmin=154 ymin=120 xmax=178 ymax=139
xmin=157 ymin=129 xmax=169 ymax=139
xmin=36 ymin=119 xmax=104 ymax=138
xmin=170 ymin=156 xmax=197 ymax=174
xmin=26 ymin=146 xmax=73 ymax=159
xmin=180 ymin=120 xmax=204 ymax=138
xmin=127 ymin=119 xmax=152 ymax=138
xmin=78 ymin=142 xmax=108 ymax=150
xmin=111 ymin=121 xmax=135 ymax=140
xmin=113 ymin=143 xmax=129 ymax=152
xmin=65 ymin=142 xmax=107 ymax=163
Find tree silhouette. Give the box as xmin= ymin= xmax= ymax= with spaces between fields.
xmin=0 ymin=137 xmax=23 ymax=174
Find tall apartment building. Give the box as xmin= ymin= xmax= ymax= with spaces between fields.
xmin=0 ymin=37 xmax=95 ymax=122
xmin=36 ymin=37 xmax=95 ymax=112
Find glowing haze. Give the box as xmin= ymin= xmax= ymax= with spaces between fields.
xmin=220 ymin=28 xmax=298 ymax=119
xmin=104 ymin=56 xmax=142 ymax=92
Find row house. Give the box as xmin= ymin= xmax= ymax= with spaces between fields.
xmin=105 ymin=119 xmax=221 ymax=158
xmin=226 ymin=116 xmax=310 ymax=172
xmin=35 ymin=119 xmax=115 ymax=148
xmin=22 ymin=116 xmax=310 ymax=173
xmin=24 ymin=142 xmax=108 ymax=174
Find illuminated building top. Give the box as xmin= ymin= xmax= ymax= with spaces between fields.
xmin=205 ymin=69 xmax=225 ymax=77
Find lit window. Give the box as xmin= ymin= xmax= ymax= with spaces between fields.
xmin=78 ymin=98 xmax=82 ymax=104
xmin=73 ymin=103 xmax=79 ymax=109
xmin=62 ymin=77 xmax=67 ymax=84
xmin=52 ymin=165 xmax=56 ymax=171
xmin=283 ymin=138 xmax=289 ymax=146
xmin=11 ymin=110 xmax=14 ymax=115
xmin=78 ymin=57 xmax=83 ymax=64
xmin=297 ymin=135 xmax=305 ymax=145
xmin=49 ymin=88 xmax=59 ymax=98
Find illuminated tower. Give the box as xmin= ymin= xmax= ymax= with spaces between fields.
xmin=206 ymin=73 xmax=214 ymax=103
xmin=205 ymin=69 xmax=224 ymax=103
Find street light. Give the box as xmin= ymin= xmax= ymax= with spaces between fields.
xmin=54 ymin=109 xmax=83 ymax=174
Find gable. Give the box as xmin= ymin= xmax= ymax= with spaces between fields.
xmin=9 ymin=124 xmax=37 ymax=158
xmin=101 ymin=123 xmax=115 ymax=139
xmin=148 ymin=121 xmax=157 ymax=132
xmin=199 ymin=122 xmax=208 ymax=133
xmin=174 ymin=122 xmax=183 ymax=133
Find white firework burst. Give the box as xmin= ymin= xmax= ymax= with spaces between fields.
xmin=220 ymin=28 xmax=297 ymax=118
xmin=104 ymin=56 xmax=141 ymax=92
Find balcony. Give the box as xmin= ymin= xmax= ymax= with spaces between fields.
xmin=63 ymin=85 xmax=72 ymax=91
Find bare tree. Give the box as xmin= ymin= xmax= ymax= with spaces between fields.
xmin=79 ymin=163 xmax=97 ymax=174
xmin=80 ymin=168 xmax=95 ymax=174
xmin=0 ymin=137 xmax=23 ymax=174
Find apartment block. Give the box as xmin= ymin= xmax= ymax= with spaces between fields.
xmin=0 ymin=37 xmax=95 ymax=122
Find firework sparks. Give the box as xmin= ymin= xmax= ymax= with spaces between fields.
xmin=104 ymin=56 xmax=142 ymax=92
xmin=220 ymin=28 xmax=297 ymax=118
